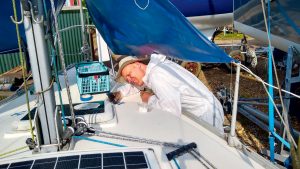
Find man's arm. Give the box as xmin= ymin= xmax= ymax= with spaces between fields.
xmin=117 ymin=83 xmax=140 ymax=97
xmin=147 ymin=76 xmax=181 ymax=117
xmin=108 ymin=84 xmax=140 ymax=104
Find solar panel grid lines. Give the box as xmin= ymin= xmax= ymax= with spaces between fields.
xmin=0 ymin=164 xmax=9 ymax=169
xmin=0 ymin=151 xmax=149 ymax=169
xmin=122 ymin=151 xmax=127 ymax=169
xmin=103 ymin=152 xmax=124 ymax=169
xmin=56 ymin=155 xmax=79 ymax=169
xmin=8 ymin=160 xmax=33 ymax=169
xmin=79 ymin=154 xmax=102 ymax=169
xmin=124 ymin=152 xmax=148 ymax=169
xmin=32 ymin=157 xmax=57 ymax=169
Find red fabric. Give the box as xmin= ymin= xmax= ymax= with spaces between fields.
xmin=69 ymin=0 xmax=74 ymax=6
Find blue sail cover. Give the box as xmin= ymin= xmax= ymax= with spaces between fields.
xmin=0 ymin=0 xmax=65 ymax=54
xmin=86 ymin=0 xmax=233 ymax=63
xmin=0 ymin=1 xmax=24 ymax=54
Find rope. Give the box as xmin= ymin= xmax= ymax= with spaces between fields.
xmin=11 ymin=0 xmax=34 ymax=141
xmin=235 ymin=63 xmax=300 ymax=99
xmin=59 ymin=24 xmax=95 ymax=33
xmin=34 ymin=78 xmax=55 ymax=95
xmin=0 ymin=74 xmax=33 ymax=108
xmin=173 ymin=159 xmax=181 ymax=169
xmin=259 ymin=76 xmax=297 ymax=148
xmin=50 ymin=0 xmax=76 ymax=127
xmin=260 ymin=0 xmax=293 ymax=144
xmin=52 ymin=51 xmax=67 ymax=129
xmin=0 ymin=146 xmax=28 ymax=158
xmin=87 ymin=130 xmax=217 ymax=168
xmin=74 ymin=133 xmax=214 ymax=168
xmin=235 ymin=63 xmax=297 ymax=148
xmin=188 ymin=151 xmax=211 ymax=169
xmin=73 ymin=136 xmax=127 ymax=147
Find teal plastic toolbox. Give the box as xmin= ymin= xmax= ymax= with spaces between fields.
xmin=75 ymin=62 xmax=110 ymax=94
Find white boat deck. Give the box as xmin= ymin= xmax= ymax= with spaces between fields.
xmin=0 ymin=68 xmax=278 ymax=169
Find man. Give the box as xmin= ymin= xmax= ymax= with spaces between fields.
xmin=114 ymin=53 xmax=224 ymax=133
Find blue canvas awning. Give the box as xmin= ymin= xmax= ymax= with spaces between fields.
xmin=0 ymin=1 xmax=25 ymax=54
xmin=86 ymin=0 xmax=233 ymax=63
xmin=0 ymin=0 xmax=65 ymax=54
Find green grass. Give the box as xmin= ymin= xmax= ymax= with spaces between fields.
xmin=0 ymin=96 xmax=7 ymax=101
xmin=215 ymin=32 xmax=245 ymax=40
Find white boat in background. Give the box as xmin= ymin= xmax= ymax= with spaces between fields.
xmin=234 ymin=0 xmax=300 ymax=53
xmin=170 ymin=0 xmax=233 ymax=39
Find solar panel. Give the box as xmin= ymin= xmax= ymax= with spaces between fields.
xmin=0 ymin=164 xmax=9 ymax=169
xmin=31 ymin=158 xmax=57 ymax=169
xmin=125 ymin=152 xmax=148 ymax=169
xmin=56 ymin=155 xmax=79 ymax=169
xmin=0 ymin=151 xmax=150 ymax=169
xmin=80 ymin=154 xmax=102 ymax=169
xmin=103 ymin=153 xmax=125 ymax=169
xmin=9 ymin=160 xmax=33 ymax=169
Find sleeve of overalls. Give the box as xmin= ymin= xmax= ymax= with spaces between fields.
xmin=147 ymin=72 xmax=182 ymax=117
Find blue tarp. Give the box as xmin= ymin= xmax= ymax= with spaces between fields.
xmin=0 ymin=1 xmax=25 ymax=54
xmin=0 ymin=0 xmax=65 ymax=54
xmin=86 ymin=0 xmax=233 ymax=63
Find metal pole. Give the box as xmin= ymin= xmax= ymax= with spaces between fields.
xmin=50 ymin=0 xmax=76 ymax=127
xmin=23 ymin=0 xmax=57 ymax=145
xmin=79 ymin=0 xmax=91 ymax=61
xmin=109 ymin=49 xmax=116 ymax=76
xmin=280 ymin=46 xmax=294 ymax=153
xmin=228 ymin=62 xmax=242 ymax=148
xmin=33 ymin=0 xmax=57 ymax=144
xmin=238 ymin=104 xmax=300 ymax=138
xmin=230 ymin=62 xmax=240 ymax=137
xmin=267 ymin=0 xmax=275 ymax=160
xmin=79 ymin=0 xmax=86 ymax=46
xmin=238 ymin=108 xmax=269 ymax=132
xmin=238 ymin=101 xmax=282 ymax=107
xmin=240 ymin=105 xmax=280 ymax=128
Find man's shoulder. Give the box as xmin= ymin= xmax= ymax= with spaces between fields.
xmin=150 ymin=53 xmax=166 ymax=61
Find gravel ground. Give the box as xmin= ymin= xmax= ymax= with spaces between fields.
xmin=196 ymin=57 xmax=300 ymax=153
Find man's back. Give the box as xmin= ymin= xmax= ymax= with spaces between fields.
xmin=144 ymin=54 xmax=224 ymax=133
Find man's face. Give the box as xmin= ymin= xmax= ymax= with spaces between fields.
xmin=121 ymin=62 xmax=145 ymax=86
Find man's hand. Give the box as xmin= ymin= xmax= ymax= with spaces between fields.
xmin=140 ymin=91 xmax=153 ymax=103
xmin=107 ymin=91 xmax=122 ymax=104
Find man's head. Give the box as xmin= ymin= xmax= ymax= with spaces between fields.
xmin=115 ymin=56 xmax=148 ymax=86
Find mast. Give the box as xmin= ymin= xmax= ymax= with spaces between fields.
xmin=22 ymin=0 xmax=57 ymax=148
